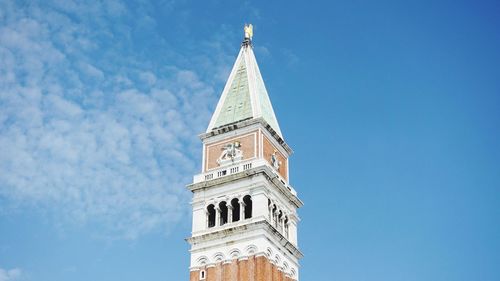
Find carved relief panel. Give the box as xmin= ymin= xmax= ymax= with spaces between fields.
xmin=204 ymin=130 xmax=288 ymax=181
xmin=262 ymin=135 xmax=288 ymax=181
xmin=205 ymin=132 xmax=258 ymax=171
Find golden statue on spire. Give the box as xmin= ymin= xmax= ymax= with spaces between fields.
xmin=244 ymin=24 xmax=253 ymax=40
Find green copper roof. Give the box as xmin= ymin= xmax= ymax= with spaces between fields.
xmin=253 ymin=61 xmax=281 ymax=135
xmin=213 ymin=57 xmax=253 ymax=128
xmin=207 ymin=45 xmax=283 ymax=137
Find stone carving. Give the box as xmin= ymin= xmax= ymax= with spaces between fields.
xmin=244 ymin=24 xmax=253 ymax=39
xmin=217 ymin=141 xmax=243 ymax=166
xmin=271 ymin=150 xmax=281 ymax=170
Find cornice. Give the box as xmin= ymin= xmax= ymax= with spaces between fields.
xmin=187 ymin=165 xmax=303 ymax=208
xmin=199 ymin=117 xmax=293 ymax=155
xmin=186 ymin=219 xmax=303 ymax=260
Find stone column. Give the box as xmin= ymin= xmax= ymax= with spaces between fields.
xmin=227 ymin=205 xmax=233 ymax=224
xmin=216 ymin=206 xmax=221 ymax=227
xmin=268 ymin=204 xmax=273 ymax=222
xmin=239 ymin=200 xmax=246 ymax=220
xmin=205 ymin=209 xmax=209 ymax=229
xmin=288 ymin=214 xmax=299 ymax=245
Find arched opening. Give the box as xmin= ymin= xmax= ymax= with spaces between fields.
xmin=278 ymin=210 xmax=283 ymax=232
xmin=219 ymin=201 xmax=228 ymax=226
xmin=268 ymin=199 xmax=272 ymax=221
xmin=243 ymin=195 xmax=252 ymax=219
xmin=199 ymin=270 xmax=206 ymax=280
xmin=284 ymin=216 xmax=289 ymax=238
xmin=231 ymin=198 xmax=240 ymax=222
xmin=207 ymin=204 xmax=215 ymax=228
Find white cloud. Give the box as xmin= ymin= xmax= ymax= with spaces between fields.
xmin=139 ymin=71 xmax=157 ymax=86
xmin=254 ymin=45 xmax=271 ymax=58
xmin=242 ymin=1 xmax=261 ymax=20
xmin=282 ymin=49 xmax=300 ymax=66
xmin=0 ymin=268 xmax=21 ymax=281
xmin=78 ymin=62 xmax=105 ymax=80
xmin=0 ymin=0 xmax=229 ymax=239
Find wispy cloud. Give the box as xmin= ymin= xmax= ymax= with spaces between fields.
xmin=0 ymin=267 xmax=21 ymax=281
xmin=241 ymin=1 xmax=261 ymax=20
xmin=282 ymin=48 xmax=300 ymax=67
xmin=0 ymin=0 xmax=228 ymax=239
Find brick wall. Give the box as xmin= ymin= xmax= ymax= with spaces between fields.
xmin=190 ymin=256 xmax=295 ymax=281
xmin=262 ymin=135 xmax=288 ymax=181
xmin=205 ymin=132 xmax=258 ymax=171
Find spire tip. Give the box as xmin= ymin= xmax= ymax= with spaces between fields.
xmin=243 ymin=24 xmax=253 ymax=47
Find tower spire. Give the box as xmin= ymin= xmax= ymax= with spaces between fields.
xmin=207 ymin=23 xmax=283 ymax=137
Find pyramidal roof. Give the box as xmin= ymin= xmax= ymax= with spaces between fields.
xmin=206 ymin=34 xmax=282 ymax=137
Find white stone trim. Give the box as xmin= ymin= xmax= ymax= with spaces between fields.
xmin=188 ymin=219 xmax=302 ymax=277
xmin=189 ymin=240 xmax=298 ymax=279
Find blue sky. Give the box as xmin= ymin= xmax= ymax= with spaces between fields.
xmin=0 ymin=0 xmax=499 ymax=281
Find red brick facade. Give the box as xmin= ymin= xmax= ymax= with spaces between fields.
xmin=204 ymin=130 xmax=289 ymax=181
xmin=262 ymin=134 xmax=288 ymax=181
xmin=190 ymin=256 xmax=295 ymax=281
xmin=205 ymin=132 xmax=258 ymax=171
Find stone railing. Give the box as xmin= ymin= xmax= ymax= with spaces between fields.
xmin=192 ymin=158 xmax=298 ymax=198
xmin=193 ymin=159 xmax=268 ymax=184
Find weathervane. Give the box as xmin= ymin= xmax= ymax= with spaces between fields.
xmin=244 ymin=24 xmax=253 ymax=40
xmin=242 ymin=24 xmax=253 ymax=46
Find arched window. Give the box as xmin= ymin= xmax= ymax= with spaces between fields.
xmin=278 ymin=210 xmax=283 ymax=232
xmin=243 ymin=195 xmax=252 ymax=219
xmin=199 ymin=270 xmax=206 ymax=280
xmin=219 ymin=201 xmax=228 ymax=226
xmin=231 ymin=198 xmax=240 ymax=222
xmin=207 ymin=204 xmax=215 ymax=228
xmin=268 ymin=199 xmax=272 ymax=221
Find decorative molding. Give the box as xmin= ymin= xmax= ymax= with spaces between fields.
xmin=190 ymin=253 xmax=297 ymax=278
xmin=265 ymin=247 xmax=273 ymax=258
xmin=202 ymin=193 xmax=252 ymax=209
xmin=212 ymin=252 xmax=225 ymax=263
xmin=186 ymin=219 xmax=303 ymax=260
xmin=245 ymin=244 xmax=258 ymax=255
xmin=200 ymin=117 xmax=293 ymax=155
xmin=196 ymin=256 xmax=209 ymax=266
xmin=229 ymin=248 xmax=242 ymax=259
xmin=187 ymin=165 xmax=303 ymax=208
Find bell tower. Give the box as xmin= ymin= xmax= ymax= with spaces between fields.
xmin=187 ymin=25 xmax=303 ymax=281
